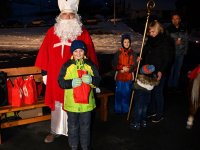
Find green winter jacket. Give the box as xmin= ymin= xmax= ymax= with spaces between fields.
xmin=58 ymin=58 xmax=100 ymax=112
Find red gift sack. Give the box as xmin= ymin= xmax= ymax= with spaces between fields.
xmin=37 ymin=82 xmax=43 ymax=97
xmin=23 ymin=75 xmax=38 ymax=105
xmin=11 ymin=77 xmax=24 ymax=107
xmin=73 ymin=70 xmax=91 ymax=104
xmin=7 ymin=79 xmax=13 ymax=105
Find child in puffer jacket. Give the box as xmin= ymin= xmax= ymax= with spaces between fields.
xmin=112 ymin=34 xmax=137 ymax=114
xmin=58 ymin=40 xmax=100 ymax=150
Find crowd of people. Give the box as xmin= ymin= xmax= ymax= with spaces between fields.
xmin=34 ymin=0 xmax=199 ymax=149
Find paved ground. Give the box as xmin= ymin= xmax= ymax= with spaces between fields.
xmin=0 ymin=88 xmax=200 ymax=150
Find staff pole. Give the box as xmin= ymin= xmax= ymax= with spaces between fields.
xmin=127 ymin=0 xmax=155 ymax=121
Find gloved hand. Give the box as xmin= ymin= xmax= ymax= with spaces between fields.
xmin=81 ymin=74 xmax=92 ymax=84
xmin=95 ymin=87 xmax=101 ymax=93
xmin=42 ymin=75 xmax=47 ymax=85
xmin=72 ymin=78 xmax=82 ymax=88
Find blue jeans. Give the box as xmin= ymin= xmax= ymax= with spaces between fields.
xmin=168 ymin=55 xmax=184 ymax=88
xmin=132 ymin=89 xmax=151 ymax=124
xmin=148 ymin=76 xmax=166 ymax=118
xmin=115 ymin=80 xmax=133 ymax=113
xmin=67 ymin=111 xmax=91 ymax=150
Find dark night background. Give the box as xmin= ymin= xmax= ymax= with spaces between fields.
xmin=0 ymin=1 xmax=200 ymax=150
xmin=0 ymin=0 xmax=200 ymax=29
xmin=0 ymin=0 xmax=199 ymax=78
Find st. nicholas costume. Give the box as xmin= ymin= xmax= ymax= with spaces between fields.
xmin=35 ymin=26 xmax=98 ymax=110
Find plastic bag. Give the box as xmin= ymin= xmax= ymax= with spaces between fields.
xmin=23 ymin=75 xmax=38 ymax=105
xmin=36 ymin=82 xmax=43 ymax=97
xmin=73 ymin=70 xmax=91 ymax=104
xmin=11 ymin=76 xmax=24 ymax=107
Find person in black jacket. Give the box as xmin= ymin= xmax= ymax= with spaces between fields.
xmin=166 ymin=12 xmax=188 ymax=90
xmin=130 ymin=20 xmax=174 ymax=129
xmin=144 ymin=20 xmax=175 ymax=123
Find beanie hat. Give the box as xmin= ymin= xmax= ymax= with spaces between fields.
xmin=58 ymin=0 xmax=79 ymax=14
xmin=140 ymin=65 xmax=155 ymax=74
xmin=70 ymin=40 xmax=87 ymax=54
xmin=121 ymin=34 xmax=131 ymax=49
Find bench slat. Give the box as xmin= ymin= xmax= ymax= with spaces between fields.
xmin=0 ymin=100 xmax=46 ymax=114
xmin=0 ymin=66 xmax=43 ymax=82
xmin=96 ymin=92 xmax=114 ymax=98
xmin=0 ymin=66 xmax=41 ymax=77
xmin=1 ymin=115 xmax=51 ymax=129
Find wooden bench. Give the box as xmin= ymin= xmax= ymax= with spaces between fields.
xmin=0 ymin=66 xmax=51 ymax=144
xmin=0 ymin=66 xmax=114 ymax=144
xmin=96 ymin=89 xmax=114 ymax=122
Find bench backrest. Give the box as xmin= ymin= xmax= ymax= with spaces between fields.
xmin=0 ymin=66 xmax=42 ymax=82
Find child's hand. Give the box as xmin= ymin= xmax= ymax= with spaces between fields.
xmin=137 ymin=56 xmax=142 ymax=62
xmin=120 ymin=70 xmax=125 ymax=73
xmin=123 ymin=66 xmax=130 ymax=72
xmin=157 ymin=71 xmax=162 ymax=81
xmin=176 ymin=38 xmax=182 ymax=45
xmin=72 ymin=78 xmax=82 ymax=87
xmin=81 ymin=74 xmax=92 ymax=84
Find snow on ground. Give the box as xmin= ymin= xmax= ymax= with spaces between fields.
xmin=0 ymin=21 xmax=143 ymax=54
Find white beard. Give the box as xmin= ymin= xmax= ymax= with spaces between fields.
xmin=54 ymin=17 xmax=83 ymax=42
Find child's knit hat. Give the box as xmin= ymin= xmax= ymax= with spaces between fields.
xmin=140 ymin=65 xmax=155 ymax=74
xmin=70 ymin=40 xmax=87 ymax=54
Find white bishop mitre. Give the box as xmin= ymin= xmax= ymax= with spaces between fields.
xmin=58 ymin=0 xmax=79 ymax=14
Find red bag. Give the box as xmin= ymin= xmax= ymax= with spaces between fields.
xmin=11 ymin=77 xmax=24 ymax=107
xmin=73 ymin=70 xmax=91 ymax=104
xmin=23 ymin=75 xmax=38 ymax=105
xmin=37 ymin=82 xmax=43 ymax=97
xmin=7 ymin=79 xmax=13 ymax=105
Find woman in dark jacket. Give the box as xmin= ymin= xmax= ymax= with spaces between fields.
xmin=143 ymin=20 xmax=175 ymax=122
xmin=130 ymin=20 xmax=174 ymax=130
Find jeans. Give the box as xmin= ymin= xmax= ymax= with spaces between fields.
xmin=132 ymin=89 xmax=151 ymax=124
xmin=67 ymin=111 xmax=91 ymax=150
xmin=148 ymin=76 xmax=166 ymax=118
xmin=168 ymin=55 xmax=184 ymax=88
xmin=115 ymin=80 xmax=133 ymax=113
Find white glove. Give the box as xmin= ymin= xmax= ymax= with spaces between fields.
xmin=42 ymin=75 xmax=47 ymax=85
xmin=95 ymin=87 xmax=101 ymax=93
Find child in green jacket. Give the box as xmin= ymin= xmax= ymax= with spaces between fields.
xmin=58 ymin=40 xmax=100 ymax=150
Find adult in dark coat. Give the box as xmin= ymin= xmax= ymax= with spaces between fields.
xmin=143 ymin=20 xmax=175 ymax=123
xmin=130 ymin=20 xmax=174 ymax=130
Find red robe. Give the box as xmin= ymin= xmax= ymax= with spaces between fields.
xmin=35 ymin=26 xmax=98 ymax=110
xmin=188 ymin=64 xmax=200 ymax=79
